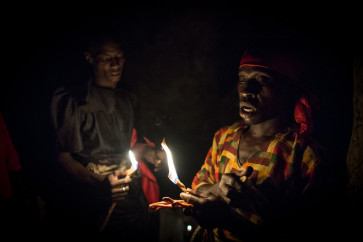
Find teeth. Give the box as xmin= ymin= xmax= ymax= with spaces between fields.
xmin=243 ymin=107 xmax=255 ymax=113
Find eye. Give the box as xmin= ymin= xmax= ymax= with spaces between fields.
xmin=96 ymin=56 xmax=112 ymax=63
xmin=256 ymin=75 xmax=272 ymax=84
xmin=239 ymin=76 xmax=247 ymax=84
xmin=115 ymin=56 xmax=125 ymax=62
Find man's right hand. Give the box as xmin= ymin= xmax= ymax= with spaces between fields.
xmin=180 ymin=185 xmax=230 ymax=229
xmin=106 ymin=170 xmax=132 ymax=201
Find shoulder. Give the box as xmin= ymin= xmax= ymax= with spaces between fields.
xmin=50 ymin=83 xmax=90 ymax=120
xmin=217 ymin=121 xmax=243 ymax=133
xmin=213 ymin=121 xmax=244 ymax=142
xmin=52 ymin=82 xmax=89 ymax=106
xmin=297 ymin=136 xmax=333 ymax=177
xmin=303 ymin=137 xmax=327 ymax=160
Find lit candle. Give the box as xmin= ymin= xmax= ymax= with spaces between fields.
xmin=127 ymin=150 xmax=138 ymax=177
xmin=161 ymin=138 xmax=188 ymax=193
xmin=99 ymin=150 xmax=138 ymax=232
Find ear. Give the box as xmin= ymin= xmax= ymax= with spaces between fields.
xmin=84 ymin=51 xmax=93 ymax=64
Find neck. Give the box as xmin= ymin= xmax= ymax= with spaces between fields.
xmin=93 ymin=78 xmax=117 ymax=90
xmin=247 ymin=116 xmax=289 ymax=139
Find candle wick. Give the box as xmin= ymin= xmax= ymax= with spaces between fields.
xmin=176 ymin=179 xmax=188 ymax=193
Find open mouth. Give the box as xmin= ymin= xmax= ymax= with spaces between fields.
xmin=111 ymin=72 xmax=121 ymax=76
xmin=240 ymin=105 xmax=256 ymax=113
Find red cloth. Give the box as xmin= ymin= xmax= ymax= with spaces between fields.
xmin=294 ymin=96 xmax=313 ymax=138
xmin=0 ymin=113 xmax=21 ymax=199
xmin=138 ymin=161 xmax=160 ymax=204
xmin=130 ymin=129 xmax=159 ymax=204
xmin=130 ymin=128 xmax=138 ymax=148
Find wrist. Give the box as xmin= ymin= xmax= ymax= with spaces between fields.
xmin=90 ymin=171 xmax=107 ymax=183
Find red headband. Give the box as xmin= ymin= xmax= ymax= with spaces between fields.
xmin=239 ymin=47 xmax=305 ymax=83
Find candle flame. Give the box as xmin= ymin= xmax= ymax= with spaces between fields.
xmin=128 ymin=150 xmax=138 ymax=170
xmin=161 ymin=138 xmax=179 ymax=184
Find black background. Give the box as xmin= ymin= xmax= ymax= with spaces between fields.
xmin=1 ymin=1 xmax=360 ymax=215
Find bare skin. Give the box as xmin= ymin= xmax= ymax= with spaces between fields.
xmin=84 ymin=38 xmax=125 ymax=90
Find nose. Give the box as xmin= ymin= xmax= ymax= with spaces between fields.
xmin=110 ymin=57 xmax=120 ymax=67
xmin=241 ymin=93 xmax=255 ymax=100
xmin=110 ymin=57 xmax=125 ymax=67
xmin=239 ymin=79 xmax=261 ymax=100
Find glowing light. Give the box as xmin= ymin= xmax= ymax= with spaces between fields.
xmin=161 ymin=138 xmax=178 ymax=184
xmin=128 ymin=150 xmax=138 ymax=171
xmin=187 ymin=225 xmax=192 ymax=232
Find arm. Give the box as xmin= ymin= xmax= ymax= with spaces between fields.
xmin=58 ymin=152 xmax=106 ymax=184
xmin=58 ymin=152 xmax=131 ymax=201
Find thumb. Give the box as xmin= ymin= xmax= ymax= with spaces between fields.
xmin=235 ymin=166 xmax=253 ymax=178
xmin=114 ymin=169 xmax=127 ymax=178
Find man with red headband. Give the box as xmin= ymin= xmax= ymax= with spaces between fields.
xmin=180 ymin=39 xmax=337 ymax=241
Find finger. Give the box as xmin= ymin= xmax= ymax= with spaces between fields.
xmin=112 ymin=177 xmax=132 ymax=187
xmin=220 ymin=174 xmax=236 ymax=187
xmin=185 ymin=188 xmax=203 ymax=197
xmin=220 ymin=174 xmax=242 ymax=194
xmin=112 ymin=185 xmax=129 ymax=194
xmin=180 ymin=192 xmax=205 ymax=205
xmin=108 ymin=173 xmax=117 ymax=181
xmin=114 ymin=169 xmax=128 ymax=178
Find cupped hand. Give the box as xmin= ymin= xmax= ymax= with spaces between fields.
xmin=218 ymin=166 xmax=254 ymax=207
xmin=107 ymin=170 xmax=132 ymax=201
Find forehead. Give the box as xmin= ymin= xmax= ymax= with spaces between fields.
xmin=92 ymin=40 xmax=123 ymax=56
xmin=238 ymin=65 xmax=274 ymax=76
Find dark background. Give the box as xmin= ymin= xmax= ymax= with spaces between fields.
xmin=0 ymin=2 xmax=360 ymax=237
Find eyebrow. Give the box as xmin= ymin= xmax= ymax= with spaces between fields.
xmin=238 ymin=72 xmax=273 ymax=79
xmin=95 ymin=51 xmax=124 ymax=57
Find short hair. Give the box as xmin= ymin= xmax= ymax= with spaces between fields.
xmin=84 ymin=26 xmax=124 ymax=54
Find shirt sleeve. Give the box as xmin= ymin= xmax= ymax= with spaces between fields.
xmin=191 ymin=129 xmax=222 ymax=190
xmin=50 ymin=87 xmax=83 ymax=153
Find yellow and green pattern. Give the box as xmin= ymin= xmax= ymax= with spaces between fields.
xmin=191 ymin=120 xmax=319 ymax=240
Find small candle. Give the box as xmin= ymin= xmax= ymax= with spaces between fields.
xmin=127 ymin=150 xmax=138 ymax=177
xmin=161 ymin=138 xmax=189 ymax=193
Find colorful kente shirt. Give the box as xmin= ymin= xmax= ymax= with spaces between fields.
xmin=192 ymin=120 xmax=320 ymax=241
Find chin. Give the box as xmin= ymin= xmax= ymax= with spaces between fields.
xmin=240 ymin=114 xmax=263 ymax=125
xmin=109 ymin=77 xmax=121 ymax=83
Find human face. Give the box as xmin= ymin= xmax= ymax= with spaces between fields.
xmin=86 ymin=40 xmax=125 ymax=89
xmin=238 ymin=66 xmax=290 ymax=125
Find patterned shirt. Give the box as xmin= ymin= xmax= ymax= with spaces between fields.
xmin=192 ymin=120 xmax=320 ymax=240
